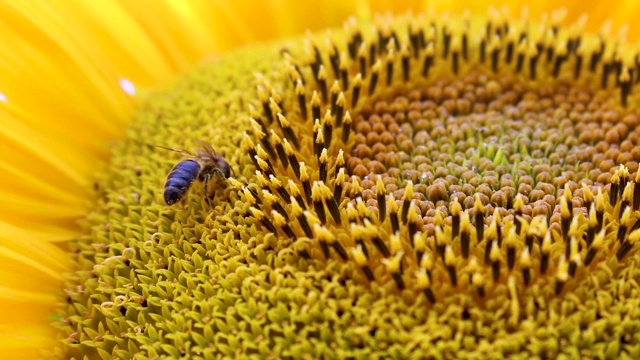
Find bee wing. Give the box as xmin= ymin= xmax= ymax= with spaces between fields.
xmin=196 ymin=140 xmax=218 ymax=157
xmin=155 ymin=145 xmax=195 ymax=157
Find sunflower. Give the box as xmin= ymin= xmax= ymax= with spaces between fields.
xmin=3 ymin=1 xmax=640 ymax=359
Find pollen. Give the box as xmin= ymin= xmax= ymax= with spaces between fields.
xmin=55 ymin=10 xmax=640 ymax=359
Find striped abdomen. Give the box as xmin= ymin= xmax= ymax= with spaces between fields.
xmin=164 ymin=160 xmax=200 ymax=205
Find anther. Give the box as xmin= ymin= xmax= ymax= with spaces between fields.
xmin=610 ymin=172 xmax=620 ymax=206
xmin=257 ymin=85 xmax=274 ymax=123
xmin=251 ymin=119 xmax=277 ymax=160
xmin=472 ymin=271 xmax=486 ymax=298
xmin=420 ymin=252 xmax=433 ymax=281
xmin=442 ymin=26 xmax=451 ymax=58
xmin=480 ymin=35 xmax=486 ymax=63
xmin=520 ymin=247 xmax=532 ymax=286
xmin=555 ymin=256 xmax=569 ymax=295
xmin=322 ymin=111 xmax=333 ymax=149
xmin=262 ymin=191 xmax=288 ymax=221
xmin=339 ymin=53 xmax=349 ymax=90
xmin=255 ymin=155 xmax=275 ymax=178
xmin=242 ymin=187 xmax=258 ymax=206
xmin=314 ymin=124 xmax=324 ymax=159
xmin=283 ymin=139 xmax=300 ymax=179
xmin=320 ymin=182 xmax=342 ymax=226
xmin=490 ymin=240 xmax=501 ymax=282
xmin=352 ymin=244 xmax=374 ymax=281
xmin=422 ymin=43 xmax=434 ymax=77
xmin=318 ymin=149 xmax=329 ymax=183
xmin=351 ymin=75 xmax=362 ymax=108
xmin=552 ymin=42 xmax=567 ymax=77
xmin=335 ymin=92 xmax=346 ymax=127
xmin=582 ymin=183 xmax=594 ymax=211
xmin=525 ymin=216 xmax=541 ymax=249
xmin=620 ymin=67 xmax=631 ymax=107
xmin=516 ymin=38 xmax=527 ymax=74
xmin=330 ymin=81 xmax=340 ymax=115
xmin=270 ymin=130 xmax=288 ymax=170
xmin=376 ymin=175 xmax=386 ymax=222
xmin=574 ymin=44 xmax=584 ymax=79
xmin=342 ymin=111 xmax=353 ymax=143
xmin=493 ymin=208 xmax=503 ymax=247
xmin=528 ymin=42 xmax=539 ymax=80
xmin=327 ymin=39 xmax=340 ymax=78
xmin=365 ymin=219 xmax=390 ymax=257
xmin=560 ymin=196 xmax=571 ymax=250
xmin=474 ymin=195 xmax=485 ymax=255
xmin=460 ymin=211 xmax=472 ymax=259
xmin=407 ymin=201 xmax=418 ymax=242
xmin=586 ymin=203 xmax=598 ymax=247
xmin=335 ymin=149 xmax=345 ymax=174
xmin=250 ymin=207 xmax=277 ymax=234
xmin=243 ymin=132 xmax=259 ymax=169
xmin=435 ymin=225 xmax=447 ymax=261
xmin=585 ymin=229 xmax=604 ymax=266
xmin=617 ymin=228 xmax=640 ymax=261
xmin=444 ymin=245 xmax=457 ymax=286
xmin=401 ymin=44 xmax=410 ymax=81
xmin=350 ymin=223 xmax=369 ymax=258
xmin=414 ymin=231 xmax=425 ymax=261
xmin=313 ymin=224 xmax=330 ymax=259
xmin=269 ymin=175 xmax=291 ymax=204
xmin=385 ymin=47 xmax=395 ymax=86
xmin=317 ymin=66 xmax=328 ymax=103
xmin=300 ymin=163 xmax=312 ymax=205
xmin=296 ymin=79 xmax=308 ymax=120
xmin=595 ymin=188 xmax=605 ymax=231
xmin=382 ymin=251 xmax=405 ymax=290
xmin=618 ymin=165 xmax=630 ymax=197
xmin=334 ymin=168 xmax=346 ymax=204
xmin=350 ymin=175 xmax=362 ymax=199
xmin=308 ymin=41 xmax=323 ymax=80
xmin=272 ymin=210 xmax=296 ymax=239
xmin=540 ymin=232 xmax=552 ymax=274
xmin=269 ymin=96 xmax=283 ymax=118
xmin=311 ymin=91 xmax=321 ymax=123
xmin=634 ymin=171 xmax=640 ymax=211
xmin=357 ymin=42 xmax=368 ymax=78
xmin=601 ymin=54 xmax=613 ymax=89
xmin=617 ymin=206 xmax=632 ymax=244
xmin=568 ymin=237 xmax=581 ymax=277
xmin=505 ymin=30 xmax=515 ymax=63
xmin=369 ymin=60 xmax=381 ymax=95
xmin=505 ymin=227 xmax=517 ymax=271
xmin=416 ymin=269 xmax=435 ymax=303
xmin=277 ymin=113 xmax=300 ymax=149
xmin=356 ymin=197 xmax=373 ymax=224
xmin=489 ymin=34 xmax=501 ymax=73
xmin=589 ymin=37 xmax=603 ymax=72
xmin=311 ymin=182 xmax=327 ymax=224
xmin=388 ymin=193 xmax=399 ymax=234
xmin=401 ymin=181 xmax=414 ymax=224
xmin=255 ymin=170 xmax=271 ymax=191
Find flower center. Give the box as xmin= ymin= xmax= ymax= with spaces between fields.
xmin=54 ymin=11 xmax=640 ymax=359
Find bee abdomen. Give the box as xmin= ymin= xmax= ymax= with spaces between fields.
xmin=164 ymin=160 xmax=200 ymax=205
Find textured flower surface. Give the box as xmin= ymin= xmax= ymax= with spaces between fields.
xmin=3 ymin=1 xmax=640 ymax=359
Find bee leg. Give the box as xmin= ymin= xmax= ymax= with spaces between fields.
xmin=203 ymin=173 xmax=214 ymax=208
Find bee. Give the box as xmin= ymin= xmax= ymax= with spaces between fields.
xmin=157 ymin=141 xmax=234 ymax=205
